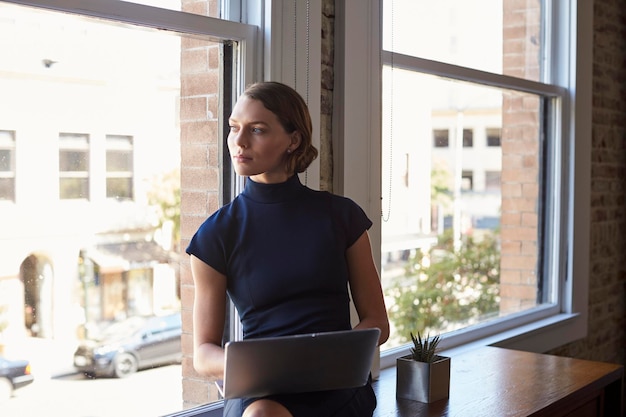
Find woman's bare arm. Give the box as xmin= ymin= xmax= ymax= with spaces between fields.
xmin=346 ymin=231 xmax=390 ymax=345
xmin=190 ymin=255 xmax=228 ymax=378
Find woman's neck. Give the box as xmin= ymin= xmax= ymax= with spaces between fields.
xmin=250 ymin=171 xmax=293 ymax=184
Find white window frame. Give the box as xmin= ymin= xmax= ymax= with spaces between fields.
xmin=334 ymin=0 xmax=592 ymax=369
xmin=3 ymin=0 xmax=593 ymax=414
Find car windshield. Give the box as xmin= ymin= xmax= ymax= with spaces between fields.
xmin=96 ymin=316 xmax=148 ymax=341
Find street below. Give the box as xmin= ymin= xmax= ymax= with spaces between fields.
xmin=0 ymin=364 xmax=184 ymax=417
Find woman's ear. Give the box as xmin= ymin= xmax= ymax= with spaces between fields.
xmin=291 ymin=132 xmax=302 ymax=149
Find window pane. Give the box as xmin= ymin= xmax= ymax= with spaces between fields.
xmin=433 ymin=129 xmax=449 ymax=147
xmin=59 ymin=149 xmax=89 ymax=172
xmin=0 ymin=149 xmax=13 ymax=171
xmin=107 ymin=178 xmax=133 ymax=199
xmin=60 ymin=177 xmax=89 ymax=199
xmin=462 ymin=129 xmax=473 ymax=147
xmin=119 ymin=0 xmax=218 ymax=16
xmin=0 ymin=131 xmax=15 ymax=200
xmin=0 ymin=178 xmax=15 ymax=200
xmin=0 ymin=1 xmax=231 ymax=414
xmin=486 ymin=128 xmax=501 ymax=147
xmin=382 ymin=0 xmax=543 ymax=82
xmin=381 ymin=68 xmax=545 ymax=350
xmin=485 ymin=170 xmax=501 ymax=192
xmin=106 ymin=150 xmax=133 ymax=172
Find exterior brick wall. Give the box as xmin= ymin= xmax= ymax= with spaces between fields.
xmin=179 ymin=0 xmax=221 ymax=409
xmin=499 ymin=1 xmax=541 ymax=314
xmin=320 ymin=0 xmax=335 ymax=192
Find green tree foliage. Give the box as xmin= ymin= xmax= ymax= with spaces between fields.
xmin=387 ymin=229 xmax=500 ymax=345
xmin=0 ymin=304 xmax=7 ymax=334
xmin=147 ymin=169 xmax=181 ymax=250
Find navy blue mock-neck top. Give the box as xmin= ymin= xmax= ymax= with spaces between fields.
xmin=186 ymin=174 xmax=372 ymax=340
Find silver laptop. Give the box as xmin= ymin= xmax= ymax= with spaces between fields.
xmin=216 ymin=328 xmax=380 ymax=399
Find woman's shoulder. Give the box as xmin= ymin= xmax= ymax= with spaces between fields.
xmin=304 ymin=186 xmax=358 ymax=204
xmin=196 ymin=197 xmax=245 ymax=233
xmin=309 ymin=188 xmax=365 ymax=212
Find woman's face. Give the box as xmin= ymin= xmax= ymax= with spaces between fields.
xmin=227 ymin=96 xmax=298 ymax=184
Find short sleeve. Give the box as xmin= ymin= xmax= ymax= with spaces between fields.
xmin=331 ymin=195 xmax=373 ymax=248
xmin=185 ymin=210 xmax=230 ymax=275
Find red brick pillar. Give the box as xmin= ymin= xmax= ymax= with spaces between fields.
xmin=179 ymin=0 xmax=222 ymax=409
xmin=499 ymin=0 xmax=542 ymax=314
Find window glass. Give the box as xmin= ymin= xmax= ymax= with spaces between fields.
xmin=462 ymin=129 xmax=473 ymax=147
xmin=486 ymin=128 xmax=502 ymax=147
xmin=382 ymin=0 xmax=542 ymax=82
xmin=0 ymin=0 xmax=239 ymax=414
xmin=433 ymin=129 xmax=449 ymax=148
xmin=381 ymin=0 xmax=556 ymax=350
xmin=485 ymin=170 xmax=501 ymax=192
xmin=461 ymin=170 xmax=473 ymax=191
xmin=106 ymin=136 xmax=133 ymax=172
xmin=119 ymin=0 xmax=221 ymax=16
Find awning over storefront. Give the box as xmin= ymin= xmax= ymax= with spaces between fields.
xmin=84 ymin=241 xmax=179 ymax=274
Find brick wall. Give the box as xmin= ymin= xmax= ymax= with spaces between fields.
xmin=548 ymin=0 xmax=626 ymax=366
xmin=499 ymin=1 xmax=542 ymax=314
xmin=320 ymin=0 xmax=335 ymax=192
xmin=179 ymin=0 xmax=221 ymax=409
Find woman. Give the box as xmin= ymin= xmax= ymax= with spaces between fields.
xmin=187 ymin=81 xmax=390 ymax=417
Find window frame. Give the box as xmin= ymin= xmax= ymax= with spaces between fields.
xmin=1 ymin=0 xmax=593 ymax=414
xmin=335 ymin=0 xmax=591 ymax=369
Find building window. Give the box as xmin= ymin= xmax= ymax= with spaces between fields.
xmin=433 ymin=129 xmax=449 ymax=147
xmin=462 ymin=128 xmax=473 ymax=147
xmin=0 ymin=130 xmax=16 ymax=201
xmin=106 ymin=135 xmax=133 ymax=200
xmin=486 ymin=127 xmax=501 ymax=147
xmin=380 ymin=0 xmax=586 ymax=361
xmin=461 ymin=170 xmax=473 ymax=191
xmin=485 ymin=170 xmax=501 ymax=192
xmin=59 ymin=133 xmax=90 ymax=200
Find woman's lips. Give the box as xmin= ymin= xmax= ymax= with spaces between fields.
xmin=233 ymin=154 xmax=251 ymax=163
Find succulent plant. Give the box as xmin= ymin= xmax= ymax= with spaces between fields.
xmin=410 ymin=331 xmax=441 ymax=363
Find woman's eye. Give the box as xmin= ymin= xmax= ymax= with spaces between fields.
xmin=229 ymin=125 xmax=239 ymax=132
xmin=251 ymin=127 xmax=263 ymax=134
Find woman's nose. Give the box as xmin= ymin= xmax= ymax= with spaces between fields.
xmin=231 ymin=130 xmax=248 ymax=148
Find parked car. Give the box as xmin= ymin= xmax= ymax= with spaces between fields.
xmin=0 ymin=356 xmax=34 ymax=401
xmin=73 ymin=312 xmax=182 ymax=378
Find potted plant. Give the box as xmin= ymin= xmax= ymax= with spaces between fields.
xmin=396 ymin=331 xmax=451 ymax=403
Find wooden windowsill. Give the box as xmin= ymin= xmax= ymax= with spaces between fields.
xmin=372 ymin=346 xmax=624 ymax=417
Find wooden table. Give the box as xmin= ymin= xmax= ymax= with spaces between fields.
xmin=372 ymin=346 xmax=624 ymax=417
